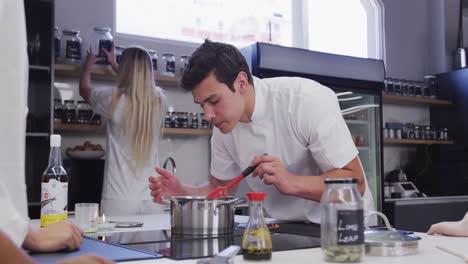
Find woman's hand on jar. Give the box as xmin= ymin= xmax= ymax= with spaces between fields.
xmin=102 ymin=43 xmax=118 ymax=72
xmin=249 ymin=155 xmax=297 ymax=195
xmin=83 ymin=47 xmax=102 ymax=69
xmin=149 ymin=167 xmax=186 ymax=204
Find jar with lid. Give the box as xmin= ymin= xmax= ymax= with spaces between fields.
xmin=200 ymin=113 xmax=210 ymax=129
xmin=164 ymin=112 xmax=172 ymax=128
xmin=190 ymin=113 xmax=199 ymax=129
xmin=62 ymin=100 xmax=76 ymax=123
xmin=147 ymin=50 xmax=158 ymax=72
xmin=53 ymin=99 xmax=64 ymax=123
xmin=91 ymin=114 xmax=101 ymax=125
xmin=443 ymin=128 xmax=449 ymax=140
xmin=61 ymin=29 xmax=82 ymax=64
xmin=90 ymin=27 xmax=113 ymax=65
xmin=423 ymin=126 xmax=432 ymax=140
xmin=414 ymin=125 xmax=421 ymax=139
xmin=162 ymin=53 xmax=176 ymax=77
xmin=384 ymin=78 xmax=393 ymax=94
xmin=179 ymin=55 xmax=190 ymax=76
xmin=115 ymin=45 xmax=126 ymax=64
xmin=320 ymin=178 xmax=364 ymax=263
xmin=413 ymin=81 xmax=422 ymax=97
xmin=54 ymin=26 xmax=61 ymax=63
xmin=392 ymin=79 xmax=402 ymax=95
xmin=178 ymin=112 xmax=189 ymax=128
xmin=171 ymin=112 xmax=180 ymax=128
xmin=76 ymin=101 xmax=92 ymax=124
xmin=424 ymin=75 xmax=437 ymax=99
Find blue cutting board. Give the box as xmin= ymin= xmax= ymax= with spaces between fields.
xmin=30 ymin=236 xmax=162 ymax=263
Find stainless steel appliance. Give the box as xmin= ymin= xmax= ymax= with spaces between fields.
xmin=241 ymin=43 xmax=385 ymax=211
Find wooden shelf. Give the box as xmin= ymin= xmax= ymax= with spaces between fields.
xmin=54 ymin=122 xmax=212 ymax=136
xmin=384 ymin=138 xmax=454 ymax=145
xmin=163 ymin=128 xmax=212 ymax=136
xmin=54 ymin=122 xmax=105 ymax=133
xmin=383 ymin=94 xmax=452 ymax=106
xmin=54 ymin=64 xmax=179 ymax=87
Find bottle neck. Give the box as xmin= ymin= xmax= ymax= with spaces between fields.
xmin=249 ymin=201 xmax=265 ymax=220
xmin=48 ymin=146 xmax=62 ymax=166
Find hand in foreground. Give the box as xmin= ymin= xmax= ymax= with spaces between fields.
xmin=149 ymin=167 xmax=186 ymax=204
xmin=101 ymin=42 xmax=118 ymax=71
xmin=249 ymin=154 xmax=296 ymax=195
xmin=55 ymin=254 xmax=115 ymax=264
xmin=23 ymin=220 xmax=83 ymax=252
xmin=427 ymin=212 xmax=468 ymax=237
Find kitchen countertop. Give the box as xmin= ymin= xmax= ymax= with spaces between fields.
xmin=30 ymin=214 xmax=468 ymax=263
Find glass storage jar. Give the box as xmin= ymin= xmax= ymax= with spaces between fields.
xmin=115 ymin=45 xmax=125 ymax=64
xmin=164 ymin=111 xmax=172 ymax=128
xmin=61 ymin=29 xmax=82 ymax=64
xmin=200 ymin=113 xmax=210 ymax=129
xmin=162 ymin=53 xmax=176 ymax=77
xmin=190 ymin=112 xmax=199 ymax=129
xmin=76 ymin=101 xmax=92 ymax=124
xmin=179 ymin=112 xmax=189 ymax=128
xmin=63 ymin=100 xmax=76 ymax=123
xmin=179 ymin=55 xmax=190 ymax=76
xmin=53 ymin=99 xmax=63 ymax=123
xmin=54 ymin=26 xmax=61 ymax=63
xmin=321 ymin=178 xmax=364 ymax=263
xmin=147 ymin=50 xmax=158 ymax=71
xmin=90 ymin=27 xmax=113 ymax=65
xmin=424 ymin=75 xmax=438 ymax=99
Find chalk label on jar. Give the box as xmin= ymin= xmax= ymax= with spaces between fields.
xmin=166 ymin=61 xmax=175 ymax=73
xmin=336 ymin=209 xmax=364 ymax=245
xmin=66 ymin=40 xmax=81 ymax=60
xmin=98 ymin=40 xmax=113 ymax=58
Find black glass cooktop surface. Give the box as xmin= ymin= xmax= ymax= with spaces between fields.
xmin=87 ymin=222 xmax=321 ymax=260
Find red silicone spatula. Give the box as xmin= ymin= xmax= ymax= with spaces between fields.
xmin=206 ymin=163 xmax=260 ymax=199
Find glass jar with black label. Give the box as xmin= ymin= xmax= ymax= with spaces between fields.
xmin=53 ymin=99 xmax=63 ymax=123
xmin=54 ymin=26 xmax=61 ymax=63
xmin=164 ymin=111 xmax=172 ymax=128
xmin=147 ymin=50 xmax=158 ymax=72
xmin=179 ymin=55 xmax=190 ymax=76
xmin=190 ymin=112 xmax=199 ymax=129
xmin=179 ymin=112 xmax=189 ymax=128
xmin=200 ymin=113 xmax=210 ymax=129
xmin=162 ymin=53 xmax=176 ymax=77
xmin=63 ymin=100 xmax=76 ymax=123
xmin=61 ymin=29 xmax=82 ymax=64
xmin=90 ymin=27 xmax=113 ymax=65
xmin=115 ymin=45 xmax=125 ymax=64
xmin=76 ymin=101 xmax=93 ymax=124
xmin=320 ymin=178 xmax=364 ymax=263
xmin=171 ymin=112 xmax=180 ymax=128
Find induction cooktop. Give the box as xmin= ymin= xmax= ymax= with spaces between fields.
xmin=87 ymin=222 xmax=321 ymax=260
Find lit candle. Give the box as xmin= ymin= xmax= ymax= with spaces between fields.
xmin=96 ymin=214 xmax=116 ymax=232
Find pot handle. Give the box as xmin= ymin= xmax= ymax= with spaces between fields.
xmin=215 ymin=197 xmax=240 ymax=207
xmin=233 ymin=197 xmax=248 ymax=208
xmin=161 ymin=195 xmax=172 ymax=204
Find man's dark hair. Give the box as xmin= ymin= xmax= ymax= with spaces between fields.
xmin=181 ymin=39 xmax=253 ymax=92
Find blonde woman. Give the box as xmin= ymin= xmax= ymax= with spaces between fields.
xmin=80 ymin=45 xmax=165 ymax=216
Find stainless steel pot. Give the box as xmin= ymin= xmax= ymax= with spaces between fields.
xmin=162 ymin=196 xmax=246 ymax=236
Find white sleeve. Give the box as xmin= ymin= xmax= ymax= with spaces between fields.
xmin=295 ymin=88 xmax=358 ymax=173
xmin=89 ymin=87 xmax=115 ymax=119
xmin=210 ymin=129 xmax=239 ymax=180
xmin=0 ymin=182 xmax=29 ymax=247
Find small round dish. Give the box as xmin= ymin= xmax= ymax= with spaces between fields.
xmin=66 ymin=150 xmax=105 ymax=160
xmin=365 ymin=229 xmax=421 ymax=256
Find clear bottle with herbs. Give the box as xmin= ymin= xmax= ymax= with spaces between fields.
xmin=40 ymin=134 xmax=68 ymax=227
xmin=321 ymin=178 xmax=364 ymax=263
xmin=242 ymin=192 xmax=272 ymax=261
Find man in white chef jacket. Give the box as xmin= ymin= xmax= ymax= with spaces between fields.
xmin=0 ymin=1 xmax=113 ymax=263
xmin=149 ymin=40 xmax=376 ymax=225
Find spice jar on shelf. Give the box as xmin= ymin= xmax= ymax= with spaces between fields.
xmin=62 ymin=100 xmax=76 ymax=123
xmin=200 ymin=113 xmax=210 ymax=129
xmin=162 ymin=53 xmax=176 ymax=77
xmin=179 ymin=112 xmax=189 ymax=128
xmin=53 ymin=99 xmax=64 ymax=123
xmin=190 ymin=113 xmax=199 ymax=129
xmin=61 ymin=29 xmax=82 ymax=64
xmin=321 ymin=178 xmax=364 ymax=263
xmin=76 ymin=101 xmax=92 ymax=124
xmin=179 ymin=55 xmax=190 ymax=76
xmin=54 ymin=26 xmax=61 ymax=63
xmin=147 ymin=50 xmax=158 ymax=72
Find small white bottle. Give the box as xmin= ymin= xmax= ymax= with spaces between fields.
xmin=40 ymin=134 xmax=68 ymax=227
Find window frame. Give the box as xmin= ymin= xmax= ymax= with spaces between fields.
xmin=112 ymin=0 xmax=384 ymax=59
